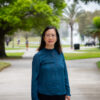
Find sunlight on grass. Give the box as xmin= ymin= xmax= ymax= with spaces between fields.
xmin=7 ymin=52 xmax=24 ymax=57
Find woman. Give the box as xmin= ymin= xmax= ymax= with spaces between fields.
xmin=26 ymin=39 xmax=29 ymax=51
xmin=31 ymin=26 xmax=71 ymax=100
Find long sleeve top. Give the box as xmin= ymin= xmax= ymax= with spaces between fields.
xmin=31 ymin=48 xmax=71 ymax=100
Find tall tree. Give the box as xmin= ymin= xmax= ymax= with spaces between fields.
xmin=78 ymin=10 xmax=100 ymax=37
xmin=63 ymin=2 xmax=84 ymax=48
xmin=0 ymin=0 xmax=66 ymax=57
xmin=86 ymin=16 xmax=100 ymax=47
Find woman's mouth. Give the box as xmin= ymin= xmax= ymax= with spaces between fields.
xmin=48 ymin=41 xmax=53 ymax=43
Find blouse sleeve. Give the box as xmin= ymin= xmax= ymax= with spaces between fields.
xmin=31 ymin=54 xmax=40 ymax=100
xmin=62 ymin=53 xmax=71 ymax=96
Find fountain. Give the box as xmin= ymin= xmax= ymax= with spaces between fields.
xmin=58 ymin=21 xmax=82 ymax=45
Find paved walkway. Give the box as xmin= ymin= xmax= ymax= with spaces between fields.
xmin=0 ymin=58 xmax=100 ymax=100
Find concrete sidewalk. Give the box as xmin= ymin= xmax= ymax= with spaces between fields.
xmin=0 ymin=58 xmax=100 ymax=100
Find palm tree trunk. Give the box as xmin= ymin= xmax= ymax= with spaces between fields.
xmin=70 ymin=24 xmax=73 ymax=49
xmin=0 ymin=32 xmax=7 ymax=58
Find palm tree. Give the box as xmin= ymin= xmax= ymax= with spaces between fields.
xmin=86 ymin=16 xmax=100 ymax=48
xmin=63 ymin=2 xmax=84 ymax=48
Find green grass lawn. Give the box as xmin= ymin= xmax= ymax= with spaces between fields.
xmin=63 ymin=47 xmax=100 ymax=60
xmin=96 ymin=61 xmax=100 ymax=68
xmin=64 ymin=52 xmax=100 ymax=60
xmin=6 ymin=48 xmax=24 ymax=50
xmin=0 ymin=62 xmax=11 ymax=71
xmin=6 ymin=52 xmax=24 ymax=58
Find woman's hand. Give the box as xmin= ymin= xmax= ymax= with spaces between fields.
xmin=65 ymin=95 xmax=71 ymax=100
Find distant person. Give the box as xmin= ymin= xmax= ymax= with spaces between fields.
xmin=26 ymin=39 xmax=29 ymax=51
xmin=31 ymin=26 xmax=71 ymax=100
xmin=92 ymin=41 xmax=96 ymax=46
xmin=6 ymin=39 xmax=9 ymax=46
xmin=17 ymin=39 xmax=20 ymax=45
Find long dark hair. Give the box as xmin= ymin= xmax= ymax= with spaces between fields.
xmin=38 ymin=26 xmax=62 ymax=54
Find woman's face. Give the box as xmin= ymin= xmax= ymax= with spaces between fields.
xmin=44 ymin=29 xmax=57 ymax=47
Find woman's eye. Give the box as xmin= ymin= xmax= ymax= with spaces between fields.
xmin=45 ymin=34 xmax=56 ymax=37
xmin=52 ymin=35 xmax=55 ymax=37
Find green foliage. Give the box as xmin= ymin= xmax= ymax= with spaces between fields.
xmin=84 ymin=16 xmax=100 ymax=48
xmin=0 ymin=0 xmax=17 ymax=6
xmin=47 ymin=0 xmax=66 ymax=15
xmin=0 ymin=0 xmax=66 ymax=35
xmin=93 ymin=16 xmax=100 ymax=28
xmin=0 ymin=0 xmax=66 ymax=57
xmin=78 ymin=11 xmax=100 ymax=36
xmin=88 ymin=16 xmax=100 ymax=34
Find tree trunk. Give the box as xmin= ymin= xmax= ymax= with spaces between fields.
xmin=12 ymin=35 xmax=14 ymax=48
xmin=0 ymin=33 xmax=7 ymax=58
xmin=70 ymin=24 xmax=73 ymax=49
xmin=99 ymin=38 xmax=100 ymax=48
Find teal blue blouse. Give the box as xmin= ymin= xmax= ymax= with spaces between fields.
xmin=31 ymin=48 xmax=71 ymax=100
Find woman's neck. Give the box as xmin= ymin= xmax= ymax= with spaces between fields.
xmin=45 ymin=45 xmax=54 ymax=49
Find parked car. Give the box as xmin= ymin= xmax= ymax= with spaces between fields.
xmin=85 ymin=41 xmax=96 ymax=46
